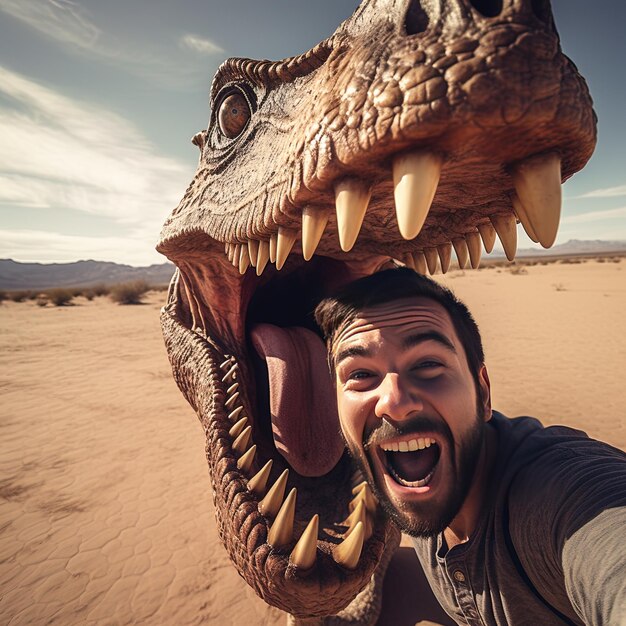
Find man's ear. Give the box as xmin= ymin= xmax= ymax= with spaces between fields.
xmin=478 ymin=364 xmax=492 ymax=422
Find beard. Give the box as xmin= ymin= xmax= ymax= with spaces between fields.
xmin=348 ymin=407 xmax=486 ymax=538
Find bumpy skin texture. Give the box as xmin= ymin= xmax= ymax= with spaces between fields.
xmin=158 ymin=0 xmax=596 ymax=621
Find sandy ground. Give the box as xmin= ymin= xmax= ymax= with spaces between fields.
xmin=1 ymin=257 xmax=624 ymax=625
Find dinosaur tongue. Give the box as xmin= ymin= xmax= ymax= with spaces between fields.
xmin=250 ymin=323 xmax=344 ymax=477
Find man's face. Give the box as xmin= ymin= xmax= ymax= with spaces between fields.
xmin=333 ymin=297 xmax=491 ymax=537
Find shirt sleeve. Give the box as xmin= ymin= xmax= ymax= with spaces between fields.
xmin=508 ymin=436 xmax=626 ymax=626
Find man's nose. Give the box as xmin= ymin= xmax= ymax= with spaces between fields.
xmin=374 ymin=373 xmax=423 ymax=422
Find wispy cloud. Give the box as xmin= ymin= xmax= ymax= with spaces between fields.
xmin=571 ymin=185 xmax=626 ymax=199
xmin=180 ymin=33 xmax=224 ymax=55
xmin=561 ymin=206 xmax=626 ymax=224
xmin=0 ymin=65 xmax=190 ymax=263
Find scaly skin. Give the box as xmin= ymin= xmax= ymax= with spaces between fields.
xmin=157 ymin=0 xmax=596 ymax=620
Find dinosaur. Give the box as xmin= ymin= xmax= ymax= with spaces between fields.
xmin=157 ymin=0 xmax=596 ymax=622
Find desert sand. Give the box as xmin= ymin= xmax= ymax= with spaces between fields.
xmin=1 ymin=257 xmax=624 ymax=625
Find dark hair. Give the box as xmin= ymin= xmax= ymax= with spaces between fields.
xmin=314 ymin=267 xmax=485 ymax=382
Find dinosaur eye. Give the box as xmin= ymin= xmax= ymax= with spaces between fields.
xmin=218 ymin=91 xmax=251 ymax=139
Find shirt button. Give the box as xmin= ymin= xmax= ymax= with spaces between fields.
xmin=453 ymin=570 xmax=466 ymax=583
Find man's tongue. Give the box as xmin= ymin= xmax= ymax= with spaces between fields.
xmin=387 ymin=446 xmax=439 ymax=483
xmin=250 ymin=323 xmax=344 ymax=477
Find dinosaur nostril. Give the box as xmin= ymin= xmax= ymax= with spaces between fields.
xmin=468 ymin=0 xmax=503 ymax=18
xmin=404 ymin=1 xmax=429 ymax=35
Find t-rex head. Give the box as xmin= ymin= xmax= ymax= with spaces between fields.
xmin=157 ymin=0 xmax=596 ymax=619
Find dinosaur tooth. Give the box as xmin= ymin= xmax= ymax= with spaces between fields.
xmin=259 ymin=468 xmax=289 ymax=517
xmin=224 ymin=391 xmax=240 ymax=410
xmin=226 ymin=382 xmax=239 ymax=395
xmin=511 ymin=153 xmax=562 ymax=248
xmin=247 ymin=240 xmax=259 ymax=268
xmin=267 ymin=487 xmax=297 ymax=547
xmin=238 ymin=245 xmax=251 ymax=274
xmin=491 ymin=214 xmax=518 ymax=261
xmin=228 ymin=416 xmax=248 ymax=438
xmin=392 ymin=151 xmax=442 ymax=240
xmin=349 ymin=485 xmax=377 ymax=514
xmin=424 ymin=247 xmax=439 ymax=274
xmin=403 ymin=253 xmax=416 ymax=270
xmin=438 ymin=242 xmax=452 ymax=274
xmin=269 ymin=234 xmax=277 ymax=264
xmin=334 ymin=177 xmax=372 ymax=252
xmin=334 ymin=521 xmax=364 ymax=570
xmin=219 ymin=357 xmax=234 ymax=370
xmin=452 ymin=237 xmax=469 ymax=269
xmin=351 ymin=480 xmax=368 ymax=496
xmin=221 ymin=363 xmax=239 ymax=384
xmin=232 ymin=425 xmax=252 ymax=454
xmin=344 ymin=499 xmax=366 ymax=527
xmin=478 ymin=223 xmax=497 ymax=253
xmin=256 ymin=240 xmax=270 ymax=275
xmin=276 ymin=228 xmax=297 ymax=270
xmin=511 ymin=194 xmax=539 ymax=243
xmin=412 ymin=251 xmax=427 ymax=274
xmin=231 ymin=244 xmax=241 ymax=268
xmin=236 ymin=444 xmax=256 ymax=473
xmin=227 ymin=406 xmax=244 ymax=422
xmin=466 ymin=232 xmax=482 ymax=269
xmin=248 ymin=459 xmax=273 ymax=496
xmin=289 ymin=514 xmax=319 ymax=570
xmin=302 ymin=207 xmax=329 ymax=260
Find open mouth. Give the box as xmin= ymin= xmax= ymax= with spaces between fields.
xmin=156 ymin=3 xmax=596 ymax=617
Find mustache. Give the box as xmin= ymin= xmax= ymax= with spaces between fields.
xmin=363 ymin=416 xmax=452 ymax=450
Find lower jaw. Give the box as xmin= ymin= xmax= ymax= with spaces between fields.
xmin=388 ymin=463 xmax=436 ymax=489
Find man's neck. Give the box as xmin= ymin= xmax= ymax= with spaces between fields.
xmin=444 ymin=422 xmax=498 ymax=550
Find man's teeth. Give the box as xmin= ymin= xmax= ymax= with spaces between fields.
xmin=380 ymin=437 xmax=436 ymax=452
xmin=221 ymin=152 xmax=562 ymax=276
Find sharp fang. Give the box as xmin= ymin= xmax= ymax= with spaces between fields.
xmin=344 ymin=499 xmax=366 ymax=530
xmin=403 ymin=253 xmax=416 ymax=270
xmin=334 ymin=178 xmax=372 ymax=252
xmin=452 ymin=238 xmax=469 ymax=269
xmin=350 ymin=486 xmax=377 ymax=514
xmin=302 ymin=207 xmax=329 ymax=260
xmin=276 ymin=228 xmax=297 ymax=270
xmin=225 ymin=243 xmax=233 ymax=262
xmin=228 ymin=416 xmax=248 ymax=438
xmin=259 ymin=468 xmax=289 ymax=517
xmin=247 ymin=240 xmax=259 ymax=267
xmin=290 ymin=514 xmax=319 ymax=570
xmin=232 ymin=244 xmax=241 ymax=268
xmin=224 ymin=391 xmax=240 ymax=410
xmin=267 ymin=487 xmax=297 ymax=548
xmin=424 ymin=248 xmax=439 ymax=274
xmin=238 ymin=245 xmax=250 ymax=274
xmin=392 ymin=151 xmax=442 ymax=240
xmin=222 ymin=363 xmax=239 ymax=383
xmin=511 ymin=194 xmax=540 ymax=243
xmin=334 ymin=521 xmax=364 ymax=570
xmin=248 ymin=459 xmax=273 ymax=496
xmin=438 ymin=242 xmax=452 ymax=274
xmin=491 ymin=214 xmax=518 ymax=261
xmin=269 ymin=233 xmax=278 ymax=263
xmin=220 ymin=357 xmax=233 ymax=370
xmin=466 ymin=232 xmax=482 ymax=268
xmin=228 ymin=406 xmax=244 ymax=422
xmin=226 ymin=382 xmax=239 ymax=395
xmin=236 ymin=444 xmax=256 ymax=473
xmin=256 ymin=240 xmax=270 ymax=275
xmin=232 ymin=425 xmax=252 ymax=454
xmin=511 ymin=153 xmax=562 ymax=248
xmin=351 ymin=481 xmax=368 ymax=496
xmin=478 ymin=223 xmax=497 ymax=253
xmin=412 ymin=251 xmax=427 ymax=274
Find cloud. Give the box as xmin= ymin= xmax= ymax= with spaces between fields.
xmin=0 ymin=66 xmax=190 ymax=263
xmin=180 ymin=33 xmax=224 ymax=55
xmin=572 ymin=185 xmax=626 ymax=199
xmin=561 ymin=206 xmax=626 ymax=224
xmin=0 ymin=0 xmax=99 ymax=49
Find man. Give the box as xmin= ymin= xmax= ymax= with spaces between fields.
xmin=315 ymin=267 xmax=625 ymax=626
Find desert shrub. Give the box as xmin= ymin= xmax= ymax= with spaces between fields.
xmin=9 ymin=290 xmax=32 ymax=302
xmin=82 ymin=289 xmax=96 ymax=301
xmin=0 ymin=291 xmax=6 ymax=303
xmin=91 ymin=283 xmax=110 ymax=297
xmin=36 ymin=294 xmax=48 ymax=307
xmin=508 ymin=264 xmax=528 ymax=275
xmin=109 ymin=280 xmax=149 ymax=305
xmin=46 ymin=288 xmax=75 ymax=306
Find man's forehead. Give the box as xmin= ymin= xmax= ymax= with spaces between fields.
xmin=333 ymin=297 xmax=454 ymax=348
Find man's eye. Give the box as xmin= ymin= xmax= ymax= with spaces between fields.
xmin=412 ymin=360 xmax=443 ymax=372
xmin=350 ymin=370 xmax=372 ymax=380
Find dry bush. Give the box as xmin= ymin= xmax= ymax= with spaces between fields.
xmin=508 ymin=264 xmax=528 ymax=275
xmin=91 ymin=283 xmax=110 ymax=297
xmin=46 ymin=288 xmax=75 ymax=306
xmin=9 ymin=290 xmax=33 ymax=302
xmin=0 ymin=291 xmax=6 ymax=304
xmin=109 ymin=280 xmax=150 ymax=305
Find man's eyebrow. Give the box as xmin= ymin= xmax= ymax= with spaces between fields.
xmin=402 ymin=331 xmax=457 ymax=353
xmin=334 ymin=345 xmax=372 ymax=366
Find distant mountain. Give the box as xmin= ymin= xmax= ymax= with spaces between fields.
xmin=488 ymin=239 xmax=626 ymax=258
xmin=0 ymin=259 xmax=175 ymax=291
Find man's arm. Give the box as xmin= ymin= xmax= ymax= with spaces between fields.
xmin=509 ymin=434 xmax=626 ymax=626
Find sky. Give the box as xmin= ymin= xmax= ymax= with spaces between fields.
xmin=0 ymin=0 xmax=624 ymax=266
